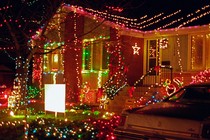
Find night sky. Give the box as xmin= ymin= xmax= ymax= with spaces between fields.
xmin=0 ymin=51 xmax=15 ymax=70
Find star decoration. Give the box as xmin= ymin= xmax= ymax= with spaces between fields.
xmin=132 ymin=43 xmax=140 ymax=55
xmin=149 ymin=47 xmax=156 ymax=57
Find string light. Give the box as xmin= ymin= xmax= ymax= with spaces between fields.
xmin=132 ymin=43 xmax=141 ymax=55
xmin=0 ymin=47 xmax=14 ymax=50
xmin=176 ymin=36 xmax=183 ymax=81
xmin=3 ymin=50 xmax=16 ymax=61
xmin=178 ymin=5 xmax=210 ymax=28
xmin=62 ymin=4 xmax=210 ymax=32
xmin=0 ymin=108 xmax=120 ymax=140
xmin=73 ymin=12 xmax=81 ymax=91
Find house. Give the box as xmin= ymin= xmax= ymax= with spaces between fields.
xmin=32 ymin=4 xmax=210 ymax=111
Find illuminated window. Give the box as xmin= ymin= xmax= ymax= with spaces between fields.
xmin=83 ymin=38 xmax=109 ymax=71
xmin=191 ymin=35 xmax=205 ymax=70
xmin=51 ymin=52 xmax=59 ymax=71
xmin=53 ymin=54 xmax=58 ymax=62
xmin=83 ymin=42 xmax=91 ymax=70
xmin=43 ymin=44 xmax=63 ymax=72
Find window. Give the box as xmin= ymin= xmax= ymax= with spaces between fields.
xmin=182 ymin=87 xmax=210 ymax=101
xmin=83 ymin=38 xmax=109 ymax=71
xmin=43 ymin=44 xmax=64 ymax=72
xmin=146 ymin=40 xmax=159 ymax=75
xmin=191 ymin=35 xmax=205 ymax=70
xmin=168 ymin=87 xmax=210 ymax=103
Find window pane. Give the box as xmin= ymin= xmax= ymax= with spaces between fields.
xmin=149 ymin=40 xmax=156 ymax=58
xmin=183 ymin=87 xmax=210 ymax=102
xmin=191 ymin=35 xmax=204 ymax=70
xmin=102 ymin=42 xmax=109 ymax=69
xmin=52 ymin=53 xmax=59 ymax=70
xmin=147 ymin=40 xmax=158 ymax=75
xmin=84 ymin=44 xmax=91 ymax=70
xmin=92 ymin=42 xmax=101 ymax=70
xmin=83 ymin=39 xmax=109 ymax=71
xmin=43 ymin=54 xmax=49 ymax=72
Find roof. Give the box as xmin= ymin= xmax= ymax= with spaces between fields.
xmin=65 ymin=0 xmax=210 ymax=31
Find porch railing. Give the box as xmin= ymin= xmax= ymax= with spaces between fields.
xmin=102 ymin=65 xmax=173 ymax=99
xmin=134 ymin=65 xmax=173 ymax=87
xmin=101 ymin=69 xmax=127 ymax=99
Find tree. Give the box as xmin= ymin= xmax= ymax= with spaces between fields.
xmin=0 ymin=0 xmax=139 ymax=106
xmin=0 ymin=0 xmax=64 ymax=108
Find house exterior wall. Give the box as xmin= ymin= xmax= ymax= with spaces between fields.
xmin=143 ymin=26 xmax=210 ymax=85
xmin=121 ymin=35 xmax=144 ymax=86
xmin=62 ymin=15 xmax=145 ymax=102
xmin=83 ymin=17 xmax=110 ymax=39
xmin=64 ymin=13 xmax=84 ymax=102
xmin=81 ymin=16 xmax=110 ymax=90
xmin=161 ymin=35 xmax=188 ymax=72
xmin=206 ymin=34 xmax=210 ymax=68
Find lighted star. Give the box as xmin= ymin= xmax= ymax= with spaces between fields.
xmin=132 ymin=43 xmax=141 ymax=55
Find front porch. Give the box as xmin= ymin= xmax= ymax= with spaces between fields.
xmin=106 ymin=70 xmax=199 ymax=114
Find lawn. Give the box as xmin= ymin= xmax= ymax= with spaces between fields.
xmin=0 ymin=104 xmax=120 ymax=140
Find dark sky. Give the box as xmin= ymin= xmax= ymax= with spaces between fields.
xmin=0 ymin=51 xmax=15 ymax=70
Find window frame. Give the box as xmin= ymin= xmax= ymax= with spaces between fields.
xmin=82 ymin=38 xmax=109 ymax=72
xmin=190 ymin=34 xmax=206 ymax=70
xmin=146 ymin=39 xmax=160 ymax=75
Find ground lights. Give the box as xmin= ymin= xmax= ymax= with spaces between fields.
xmin=0 ymin=107 xmax=120 ymax=140
xmin=26 ymin=115 xmax=119 ymax=139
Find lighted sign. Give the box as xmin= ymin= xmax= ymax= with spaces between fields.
xmin=44 ymin=84 xmax=66 ymax=113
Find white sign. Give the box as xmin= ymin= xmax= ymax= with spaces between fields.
xmin=45 ymin=84 xmax=66 ymax=113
